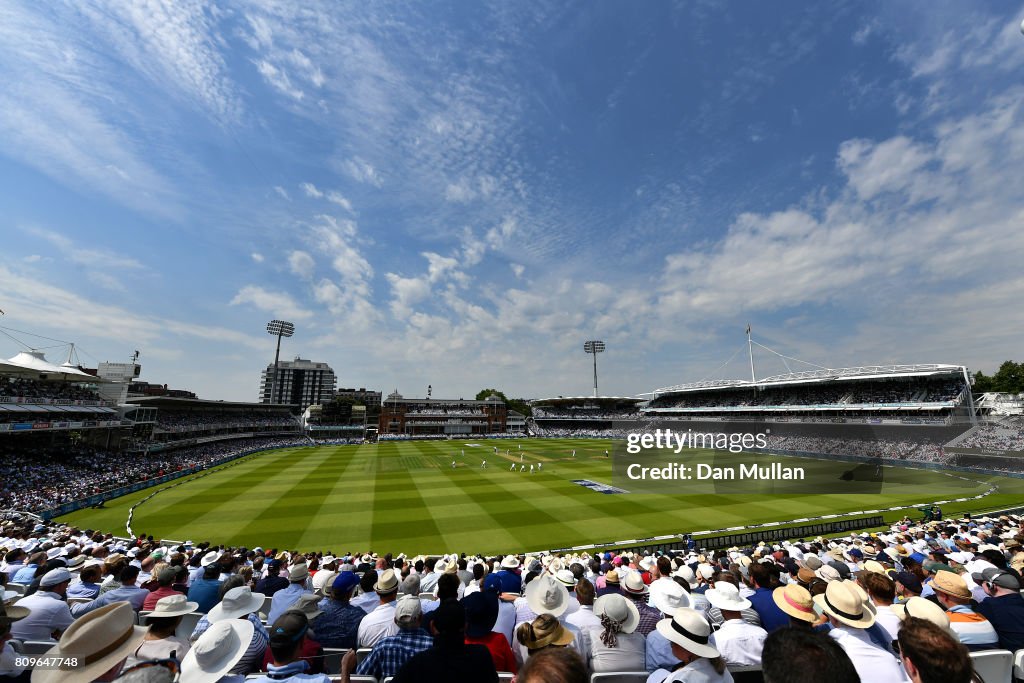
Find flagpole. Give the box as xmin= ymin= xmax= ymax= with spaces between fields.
xmin=747 ymin=324 xmax=756 ymax=383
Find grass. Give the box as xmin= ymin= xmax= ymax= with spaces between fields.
xmin=58 ymin=439 xmax=1024 ymax=555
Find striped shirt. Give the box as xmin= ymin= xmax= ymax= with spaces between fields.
xmin=946 ymin=605 xmax=999 ymax=650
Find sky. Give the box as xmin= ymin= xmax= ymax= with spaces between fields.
xmin=1 ymin=1 xmax=1023 ymax=402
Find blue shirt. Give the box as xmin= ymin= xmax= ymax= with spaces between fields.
xmin=247 ymin=659 xmax=329 ymax=683
xmin=356 ymin=628 xmax=434 ymax=681
xmin=71 ymin=585 xmax=148 ymax=616
xmin=312 ymin=599 xmax=366 ymax=649
xmin=748 ymin=587 xmax=790 ymax=632
xmin=975 ymin=592 xmax=1024 ymax=652
xmin=188 ymin=578 xmax=222 ymax=613
xmin=646 ymin=628 xmax=679 ymax=671
xmin=267 ymin=584 xmax=307 ymax=626
xmin=11 ymin=565 xmax=38 ymax=584
xmin=66 ymin=581 xmax=101 ymax=600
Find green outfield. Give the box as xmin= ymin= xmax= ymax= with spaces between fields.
xmin=58 ymin=439 xmax=1024 ymax=555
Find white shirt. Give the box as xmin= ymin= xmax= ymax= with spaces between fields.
xmin=566 ymin=604 xmax=602 ymax=631
xmin=1 ymin=641 xmax=26 ymax=678
xmin=9 ymin=591 xmax=74 ymax=642
xmin=351 ymin=591 xmax=380 ymax=614
xmin=649 ymin=657 xmax=735 ymax=682
xmin=584 ymin=627 xmax=646 ymax=673
xmin=311 ymin=568 xmax=337 ymax=594
xmin=829 ymin=626 xmax=909 ymax=683
xmin=709 ymin=619 xmax=766 ymax=667
xmin=873 ymin=604 xmax=902 ymax=642
xmin=357 ymin=601 xmax=398 ymax=648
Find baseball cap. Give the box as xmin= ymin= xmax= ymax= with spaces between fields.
xmin=394 ymin=595 xmax=422 ymax=627
xmin=972 ymin=567 xmax=1021 ymax=591
xmin=269 ymin=611 xmax=308 ymax=648
xmin=895 ymin=571 xmax=923 ymax=594
xmin=331 ymin=571 xmax=359 ymax=596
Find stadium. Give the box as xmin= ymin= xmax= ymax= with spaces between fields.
xmin=3 ymin=328 xmax=1024 ymax=682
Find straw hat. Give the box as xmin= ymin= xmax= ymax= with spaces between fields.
xmin=705 ymin=582 xmax=751 ymax=612
xmin=650 ymin=581 xmax=690 ymax=616
xmin=180 ymin=619 xmax=255 ymax=683
xmin=622 ymin=572 xmax=649 ymax=596
xmin=150 ymin=594 xmax=200 ymax=618
xmin=813 ymin=581 xmax=875 ymax=629
xmin=555 ymin=569 xmax=576 ymax=587
xmin=594 ymin=593 xmax=640 ymax=634
xmin=525 ymin=574 xmax=570 ymax=618
xmin=892 ymin=596 xmax=951 ymax=632
xmin=862 ymin=560 xmax=886 ymax=575
xmin=374 ymin=569 xmax=399 ymax=594
xmin=200 ymin=551 xmax=221 ymax=567
xmin=501 ymin=556 xmax=520 ymax=569
xmin=930 ymin=572 xmax=971 ymax=601
xmin=32 ymin=602 xmax=147 ymax=683
xmin=518 ymin=614 xmax=575 ymax=649
xmin=604 ymin=570 xmax=620 ymax=584
xmin=207 ymin=587 xmax=265 ymax=622
xmin=656 ymin=608 xmax=720 ymax=659
xmin=0 ymin=599 xmax=29 ymax=625
xmin=772 ymin=584 xmax=817 ymax=623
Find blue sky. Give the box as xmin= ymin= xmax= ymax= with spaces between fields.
xmin=2 ymin=1 xmax=1023 ymax=402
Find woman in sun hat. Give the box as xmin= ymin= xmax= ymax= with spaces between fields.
xmin=586 ymin=593 xmax=644 ymax=672
xmin=651 ymin=608 xmax=731 ymax=682
xmin=516 ymin=613 xmax=576 ymax=658
xmin=772 ymin=583 xmax=820 ymax=628
xmin=127 ymin=593 xmax=199 ymax=665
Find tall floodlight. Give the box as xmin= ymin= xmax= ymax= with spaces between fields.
xmin=583 ymin=340 xmax=606 ymax=398
xmin=266 ymin=320 xmax=295 ymax=404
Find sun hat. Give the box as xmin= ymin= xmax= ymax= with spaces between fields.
xmin=650 ymin=581 xmax=690 ymax=616
xmin=32 ymin=602 xmax=148 ymax=683
xmin=802 ymin=555 xmax=823 ymax=571
xmin=622 ymin=572 xmax=649 ymax=596
xmin=555 ymin=569 xmax=576 ymax=587
xmin=463 ymin=591 xmax=499 ymax=637
xmin=526 ymin=574 xmax=570 ymax=617
xmin=150 ymin=594 xmax=200 ymax=618
xmin=180 ymin=618 xmax=254 ymax=683
xmin=207 ymin=586 xmax=265 ymax=622
xmin=814 ymin=565 xmax=841 ymax=583
xmin=796 ymin=567 xmax=817 ymax=584
xmin=604 ymin=570 xmax=620 ymax=585
xmin=0 ymin=599 xmax=29 ymax=624
xmin=501 ymin=555 xmax=520 ymax=569
xmin=594 ymin=593 xmax=640 ymax=634
xmin=656 ymin=608 xmax=720 ymax=659
xmin=705 ymin=582 xmax=751 ymax=611
xmin=321 ymin=555 xmax=336 ymax=566
xmin=287 ymin=594 xmax=324 ymax=621
xmin=331 ymin=571 xmax=360 ymax=597
xmin=892 ymin=596 xmax=951 ymax=631
xmin=772 ymin=584 xmax=817 ymax=623
xmin=39 ymin=567 xmax=72 ymax=588
xmin=200 ymin=551 xmax=221 ymax=567
xmin=862 ymin=560 xmax=886 ymax=575
xmin=930 ymin=571 xmax=972 ymax=600
xmin=374 ymin=569 xmax=400 ymax=594
xmin=813 ymin=581 xmax=875 ymax=629
xmin=519 ymin=614 xmax=575 ymax=649
xmin=288 ymin=564 xmax=309 ymax=582
xmin=673 ymin=565 xmax=696 ymax=583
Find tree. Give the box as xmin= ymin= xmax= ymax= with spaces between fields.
xmin=973 ymin=370 xmax=994 ymax=393
xmin=991 ymin=361 xmax=1024 ymax=393
xmin=475 ymin=389 xmax=532 ymax=416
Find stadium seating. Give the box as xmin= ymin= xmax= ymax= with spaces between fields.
xmin=970 ymin=650 xmax=1013 ymax=683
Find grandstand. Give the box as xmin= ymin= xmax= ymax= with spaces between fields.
xmin=379 ymin=391 xmax=508 ymax=436
xmin=530 ymin=396 xmax=646 ymax=438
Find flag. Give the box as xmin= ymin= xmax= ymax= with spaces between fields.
xmin=745 ymin=323 xmax=751 ymax=335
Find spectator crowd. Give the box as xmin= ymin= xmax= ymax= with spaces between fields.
xmin=4 ymin=508 xmax=1024 ymax=682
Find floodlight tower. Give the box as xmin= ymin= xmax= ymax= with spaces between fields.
xmin=583 ymin=340 xmax=606 ymax=398
xmin=266 ymin=320 xmax=295 ymax=404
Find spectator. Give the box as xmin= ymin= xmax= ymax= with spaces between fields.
xmin=585 ymin=593 xmax=645 ymax=673
xmin=313 ymin=572 xmax=365 ymax=649
xmin=391 ymin=600 xmax=497 ymax=682
xmin=128 ymin=594 xmax=197 ymax=663
xmin=516 ymin=646 xmax=588 ymax=683
xmin=10 ymin=568 xmax=74 ymax=641
xmin=463 ymin=591 xmax=517 ymax=673
xmin=30 ymin=602 xmax=147 ymax=683
xmin=357 ymin=569 xmax=401 ymax=648
xmin=310 ymin=556 xmax=338 ymax=594
xmin=896 ymin=617 xmax=973 ymax=683
xmin=0 ymin=599 xmax=30 ymax=682
xmin=814 ymin=581 xmax=906 ymax=683
xmin=747 ymin=563 xmax=789 ymax=632
xmin=143 ymin=567 xmax=185 ymax=611
xmin=706 ymin=581 xmax=766 ymax=667
xmin=929 ymin=571 xmax=998 ymax=650
xmin=350 ymin=571 xmax=380 ymax=614
xmin=761 ymin=627 xmax=859 ymax=683
xmin=73 ymin=565 xmax=147 ymax=615
xmin=66 ymin=563 xmax=103 ymax=600
xmin=188 ymin=559 xmax=224 ymax=614
xmin=858 ymin=570 xmax=900 ymax=641
xmin=972 ymin=567 xmax=1024 ymax=651
xmin=650 ymin=608 xmax=731 ymax=682
xmin=180 ymin=619 xmax=254 ymax=683
xmin=250 ymin=611 xmax=329 ymax=683
xmin=267 ymin=564 xmax=312 ymax=626
xmin=496 ymin=556 xmax=523 ymax=595
xmin=350 ymin=595 xmax=432 ymax=681
xmin=566 ymin=578 xmax=601 ymax=631
xmin=254 ymin=559 xmax=288 ymax=597
xmin=771 ymin=583 xmax=819 ymax=628
xmin=190 ymin=586 xmax=269 ymax=676
xmin=621 ymin=572 xmax=662 ymax=637
xmin=516 ymin=613 xmax=575 ymax=659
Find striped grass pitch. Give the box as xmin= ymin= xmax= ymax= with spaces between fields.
xmin=60 ymin=438 xmax=1024 ymax=554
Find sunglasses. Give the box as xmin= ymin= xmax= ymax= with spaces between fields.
xmin=117 ymin=658 xmax=181 ymax=682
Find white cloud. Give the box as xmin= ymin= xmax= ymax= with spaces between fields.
xmin=341 ymin=156 xmax=383 ymax=186
xmin=273 ymin=186 xmax=290 ymax=200
xmin=251 ymin=253 xmax=265 ymax=263
xmin=326 ymin=191 xmax=352 ymax=212
xmin=87 ymin=272 xmax=127 ymax=292
xmin=288 ymin=250 xmax=316 ymax=280
xmin=300 ymin=182 xmax=323 ymax=198
xmin=29 ymin=228 xmax=144 ymax=271
xmin=511 ymin=263 xmax=524 ymax=278
xmin=255 ymin=59 xmax=304 ymax=101
xmin=229 ymin=285 xmax=313 ymax=320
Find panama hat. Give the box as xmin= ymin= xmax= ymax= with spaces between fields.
xmin=519 ymin=614 xmax=575 ymax=649
xmin=773 ymin=584 xmax=817 ymax=623
xmin=374 ymin=569 xmax=399 ymax=594
xmin=813 ymin=581 xmax=875 ymax=629
xmin=673 ymin=565 xmax=696 ymax=583
xmin=930 ymin=571 xmax=972 ymax=600
xmin=207 ymin=586 xmax=265 ymax=622
xmin=650 ymin=581 xmax=690 ymax=616
xmin=180 ymin=619 xmax=254 ymax=683
xmin=814 ymin=565 xmax=842 ymax=583
xmin=622 ymin=572 xmax=649 ymax=596
xmin=656 ymin=608 xmax=719 ymax=659
xmin=705 ymin=582 xmax=751 ymax=611
xmin=526 ymin=574 xmax=570 ymax=618
xmin=555 ymin=569 xmax=576 ymax=587
xmin=604 ymin=570 xmax=620 ymax=585
xmin=501 ymin=555 xmax=520 ymax=569
xmin=594 ymin=593 xmax=640 ymax=634
xmin=892 ymin=596 xmax=951 ymax=631
xmin=0 ymin=599 xmax=29 ymax=624
xmin=32 ymin=602 xmax=147 ymax=683
xmin=200 ymin=551 xmax=221 ymax=567
xmin=862 ymin=560 xmax=886 ymax=575
xmin=150 ymin=594 xmax=200 ymax=618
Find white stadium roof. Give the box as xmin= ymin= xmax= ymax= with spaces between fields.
xmin=650 ymin=364 xmax=967 ymax=397
xmin=1 ymin=350 xmax=98 ymax=380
